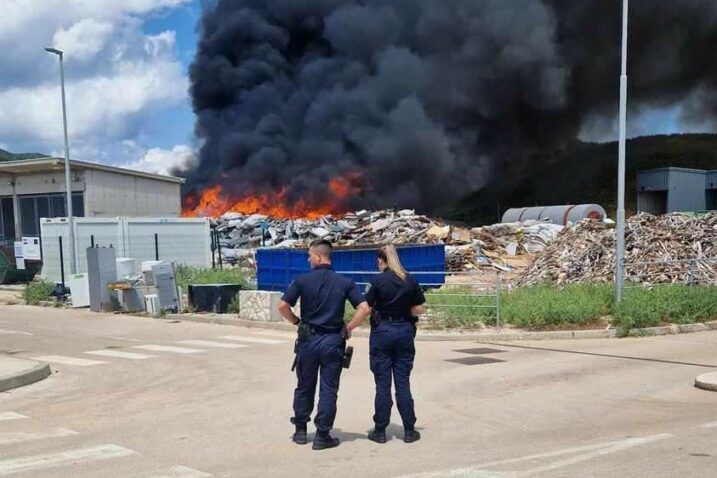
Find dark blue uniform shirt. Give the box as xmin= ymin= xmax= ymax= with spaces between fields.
xmin=365 ymin=270 xmax=425 ymax=318
xmin=282 ymin=264 xmax=364 ymax=331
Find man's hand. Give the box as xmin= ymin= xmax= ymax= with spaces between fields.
xmin=346 ymin=301 xmax=371 ymax=338
xmin=277 ymin=300 xmax=300 ymax=325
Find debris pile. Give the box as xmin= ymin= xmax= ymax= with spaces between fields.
xmin=213 ymin=210 xmax=563 ymax=274
xmin=518 ymin=213 xmax=717 ymax=286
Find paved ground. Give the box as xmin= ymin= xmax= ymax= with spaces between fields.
xmin=1 ymin=304 xmax=716 ymax=477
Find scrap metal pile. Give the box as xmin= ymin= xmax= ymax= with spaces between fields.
xmin=213 ymin=209 xmax=562 ymax=274
xmin=518 ymin=213 xmax=717 ymax=286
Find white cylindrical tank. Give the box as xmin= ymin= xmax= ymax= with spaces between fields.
xmin=501 ymin=204 xmax=607 ymax=225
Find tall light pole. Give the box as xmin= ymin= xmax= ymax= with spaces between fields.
xmin=615 ymin=0 xmax=629 ymax=302
xmin=45 ymin=47 xmax=76 ymax=275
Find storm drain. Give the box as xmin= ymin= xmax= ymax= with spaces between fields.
xmin=445 ymin=356 xmax=505 ymax=365
xmin=454 ymin=347 xmax=505 ymax=355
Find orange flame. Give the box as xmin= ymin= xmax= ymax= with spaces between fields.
xmin=182 ymin=172 xmax=363 ymax=219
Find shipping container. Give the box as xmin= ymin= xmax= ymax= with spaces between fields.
xmin=256 ymin=244 xmax=445 ymax=292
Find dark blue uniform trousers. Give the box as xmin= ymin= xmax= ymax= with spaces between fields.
xmin=293 ymin=332 xmax=345 ymax=434
xmin=369 ymin=322 xmax=417 ymax=430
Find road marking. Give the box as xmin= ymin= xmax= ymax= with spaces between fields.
xmin=177 ymin=340 xmax=247 ymax=349
xmin=145 ymin=465 xmax=212 ymax=477
xmin=34 ymin=355 xmax=106 ymax=366
xmin=0 ymin=428 xmax=78 ymax=445
xmin=96 ymin=335 xmax=144 ymax=343
xmin=395 ymin=433 xmax=674 ymax=478
xmin=133 ymin=345 xmax=204 ymax=354
xmin=85 ymin=350 xmax=157 ymax=360
xmin=700 ymin=421 xmax=717 ymax=428
xmin=0 ymin=413 xmax=27 ymax=422
xmin=251 ymin=330 xmax=297 ymax=338
xmin=512 ymin=433 xmax=674 ymax=477
xmin=0 ymin=329 xmax=32 ymax=336
xmin=0 ymin=444 xmax=137 ymax=476
xmin=218 ymin=335 xmax=286 ymax=345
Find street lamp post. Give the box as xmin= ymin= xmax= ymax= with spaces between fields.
xmin=616 ymin=0 xmax=629 ymax=302
xmin=45 ymin=47 xmax=76 ymax=275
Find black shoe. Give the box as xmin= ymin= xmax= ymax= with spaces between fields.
xmin=292 ymin=424 xmax=307 ymax=445
xmin=312 ymin=433 xmax=340 ymax=450
xmin=404 ymin=429 xmax=421 ymax=443
xmin=368 ymin=428 xmax=387 ymax=444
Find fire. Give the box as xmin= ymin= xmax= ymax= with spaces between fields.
xmin=182 ymin=172 xmax=364 ymax=219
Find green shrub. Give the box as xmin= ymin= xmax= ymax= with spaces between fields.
xmin=23 ymin=280 xmax=55 ymax=305
xmin=175 ymin=265 xmax=252 ymax=293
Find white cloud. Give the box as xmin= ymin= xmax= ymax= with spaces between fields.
xmin=0 ymin=0 xmax=192 ymax=167
xmin=122 ymin=144 xmax=197 ymax=175
xmin=52 ymin=19 xmax=116 ymax=62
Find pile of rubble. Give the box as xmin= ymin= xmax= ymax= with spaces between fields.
xmin=213 ymin=209 xmax=563 ymax=274
xmin=518 ymin=213 xmax=717 ymax=286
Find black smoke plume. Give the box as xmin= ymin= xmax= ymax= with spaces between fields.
xmin=185 ymin=0 xmax=717 ymax=214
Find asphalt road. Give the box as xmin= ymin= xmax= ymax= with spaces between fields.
xmin=1 ymin=304 xmax=716 ymax=477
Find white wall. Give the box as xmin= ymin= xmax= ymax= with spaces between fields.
xmin=0 ymin=170 xmax=85 ymax=196
xmin=83 ymin=169 xmax=181 ymax=217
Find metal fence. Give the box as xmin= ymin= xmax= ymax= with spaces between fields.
xmin=337 ymin=270 xmax=502 ymax=327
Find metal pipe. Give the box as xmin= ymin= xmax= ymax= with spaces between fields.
xmin=615 ymin=0 xmax=629 ymax=303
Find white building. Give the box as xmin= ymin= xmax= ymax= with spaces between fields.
xmin=0 ymin=157 xmax=184 ymax=245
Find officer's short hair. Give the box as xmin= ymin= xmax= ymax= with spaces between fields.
xmin=309 ymin=239 xmax=332 ymax=259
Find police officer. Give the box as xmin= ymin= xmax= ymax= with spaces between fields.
xmin=346 ymin=244 xmax=425 ymax=444
xmin=278 ymin=239 xmax=370 ymax=450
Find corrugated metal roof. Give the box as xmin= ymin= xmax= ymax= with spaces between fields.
xmin=0 ymin=157 xmax=185 ymax=184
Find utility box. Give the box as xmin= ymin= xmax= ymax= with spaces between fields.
xmin=68 ymin=273 xmax=90 ymax=308
xmin=87 ymin=247 xmax=118 ymax=312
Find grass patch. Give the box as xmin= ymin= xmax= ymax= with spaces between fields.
xmin=614 ymin=285 xmax=717 ymax=335
xmin=23 ymin=280 xmax=55 ymax=305
xmin=424 ymin=282 xmax=717 ymax=333
xmin=175 ymin=265 xmax=252 ymax=293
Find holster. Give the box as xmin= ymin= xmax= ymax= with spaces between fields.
xmin=369 ymin=309 xmax=381 ymax=328
xmin=290 ymin=321 xmax=311 ymax=372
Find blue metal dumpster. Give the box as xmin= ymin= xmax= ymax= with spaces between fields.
xmin=256 ymin=244 xmax=445 ymax=292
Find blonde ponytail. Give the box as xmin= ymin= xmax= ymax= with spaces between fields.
xmin=380 ymin=245 xmax=407 ymax=281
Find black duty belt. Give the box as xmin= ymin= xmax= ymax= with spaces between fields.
xmin=382 ymin=316 xmax=413 ymax=323
xmin=309 ymin=326 xmax=343 ymax=335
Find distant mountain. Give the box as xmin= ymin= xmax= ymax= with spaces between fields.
xmin=0 ymin=148 xmax=50 ymax=162
xmin=447 ymin=134 xmax=717 ymax=225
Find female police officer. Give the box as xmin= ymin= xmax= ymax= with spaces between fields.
xmin=347 ymin=245 xmax=426 ymax=444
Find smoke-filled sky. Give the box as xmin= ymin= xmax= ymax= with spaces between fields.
xmin=185 ymin=0 xmax=717 ymax=213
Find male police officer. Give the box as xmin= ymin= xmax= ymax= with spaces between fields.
xmin=278 ymin=239 xmax=370 ymax=450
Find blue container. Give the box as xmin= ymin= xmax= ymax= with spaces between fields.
xmin=256 ymin=244 xmax=445 ymax=292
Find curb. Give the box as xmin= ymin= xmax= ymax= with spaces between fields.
xmin=163 ymin=313 xmax=717 ymax=342
xmin=0 ymin=359 xmax=51 ymax=393
xmin=695 ymin=371 xmax=717 ymax=392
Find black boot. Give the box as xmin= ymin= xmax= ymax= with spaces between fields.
xmin=404 ymin=429 xmax=421 ymax=443
xmin=292 ymin=424 xmax=307 ymax=445
xmin=312 ymin=432 xmax=340 ymax=450
xmin=368 ymin=427 xmax=387 ymax=444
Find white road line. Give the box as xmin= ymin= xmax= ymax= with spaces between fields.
xmin=251 ymin=330 xmax=297 ymax=338
xmin=0 ymin=329 xmax=32 ymax=336
xmin=133 ymin=345 xmax=205 ymax=354
xmin=700 ymin=421 xmax=717 ymax=428
xmin=0 ymin=444 xmax=137 ymax=476
xmin=218 ymin=335 xmax=286 ymax=345
xmin=144 ymin=465 xmax=212 ymax=478
xmin=0 ymin=413 xmax=27 ymax=422
xmin=85 ymin=350 xmax=157 ymax=360
xmin=34 ymin=355 xmax=106 ymax=366
xmin=95 ymin=335 xmax=144 ymax=343
xmin=395 ymin=433 xmax=674 ymax=478
xmin=513 ymin=433 xmax=674 ymax=477
xmin=0 ymin=428 xmax=78 ymax=445
xmin=177 ymin=340 xmax=247 ymax=349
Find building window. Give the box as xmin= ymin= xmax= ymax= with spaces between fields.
xmin=19 ymin=192 xmax=84 ymax=237
xmin=0 ymin=197 xmax=15 ymax=246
